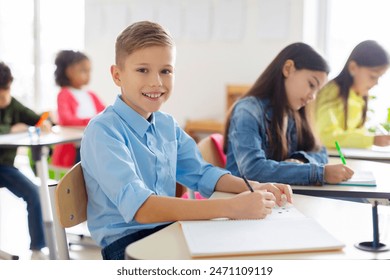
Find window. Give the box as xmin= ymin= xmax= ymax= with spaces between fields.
xmin=0 ymin=0 xmax=84 ymax=113
xmin=0 ymin=0 xmax=34 ymax=105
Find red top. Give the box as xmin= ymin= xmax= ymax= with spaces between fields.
xmin=52 ymin=87 xmax=105 ymax=167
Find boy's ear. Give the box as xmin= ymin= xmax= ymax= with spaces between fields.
xmin=282 ymin=59 xmax=295 ymax=78
xmin=110 ymin=65 xmax=122 ymax=86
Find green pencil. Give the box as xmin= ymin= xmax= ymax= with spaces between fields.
xmin=335 ymin=141 xmax=346 ymax=165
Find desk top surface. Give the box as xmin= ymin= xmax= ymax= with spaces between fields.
xmin=0 ymin=126 xmax=84 ymax=147
xmin=328 ymin=146 xmax=390 ymax=161
xmin=126 ymin=193 xmax=390 ymax=260
xmin=292 ymin=158 xmax=390 ymax=199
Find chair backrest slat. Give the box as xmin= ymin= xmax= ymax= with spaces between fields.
xmin=197 ymin=133 xmax=226 ymax=168
xmin=55 ymin=162 xmax=87 ymax=228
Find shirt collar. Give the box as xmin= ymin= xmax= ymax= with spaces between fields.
xmin=349 ymin=88 xmax=365 ymax=103
xmin=112 ymin=95 xmax=155 ymax=137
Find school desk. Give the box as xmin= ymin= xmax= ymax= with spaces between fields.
xmin=292 ymin=158 xmax=390 ymax=201
xmin=125 ymin=193 xmax=390 ymax=259
xmin=183 ymin=84 xmax=250 ymax=142
xmin=0 ymin=126 xmax=84 ymax=260
xmin=327 ymin=146 xmax=390 ymax=162
xmin=184 ymin=119 xmax=224 ymax=142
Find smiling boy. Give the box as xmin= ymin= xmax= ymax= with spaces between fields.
xmin=80 ymin=21 xmax=292 ymax=260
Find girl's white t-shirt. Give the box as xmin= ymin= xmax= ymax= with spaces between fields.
xmin=69 ymin=87 xmax=97 ymax=119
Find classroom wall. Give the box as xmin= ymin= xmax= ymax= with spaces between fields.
xmin=85 ymin=0 xmax=305 ymax=126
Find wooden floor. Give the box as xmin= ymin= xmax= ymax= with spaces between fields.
xmin=0 ymin=148 xmax=101 ymax=260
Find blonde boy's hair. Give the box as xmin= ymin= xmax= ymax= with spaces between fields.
xmin=115 ymin=21 xmax=174 ymax=68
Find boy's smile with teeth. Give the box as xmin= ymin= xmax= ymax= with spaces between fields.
xmin=142 ymin=92 xmax=164 ymax=99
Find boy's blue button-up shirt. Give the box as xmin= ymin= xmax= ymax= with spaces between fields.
xmin=226 ymin=96 xmax=327 ymax=186
xmin=81 ymin=95 xmax=228 ymax=247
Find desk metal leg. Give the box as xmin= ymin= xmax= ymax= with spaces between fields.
xmin=355 ymin=200 xmax=390 ymax=252
xmin=32 ymin=146 xmax=58 ymax=260
xmin=48 ymin=184 xmax=70 ymax=260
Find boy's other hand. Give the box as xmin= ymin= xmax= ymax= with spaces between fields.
xmin=251 ymin=181 xmax=293 ymax=206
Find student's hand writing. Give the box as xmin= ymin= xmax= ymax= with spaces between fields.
xmin=324 ymin=164 xmax=354 ymax=184
xmin=229 ymin=191 xmax=275 ymax=219
xmin=374 ymin=135 xmax=390 ymax=146
xmin=40 ymin=120 xmax=52 ymax=133
xmin=251 ymin=181 xmax=293 ymax=206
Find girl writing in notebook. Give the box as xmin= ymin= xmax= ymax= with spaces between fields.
xmin=315 ymin=40 xmax=390 ymax=148
xmin=80 ymin=21 xmax=292 ymax=260
xmin=224 ymin=43 xmax=354 ymax=185
xmin=52 ymin=50 xmax=105 ymax=167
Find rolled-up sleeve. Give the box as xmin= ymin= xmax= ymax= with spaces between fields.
xmin=175 ymin=122 xmax=229 ymax=198
xmin=290 ymin=146 xmax=329 ymax=164
xmin=82 ymin=121 xmax=154 ymax=223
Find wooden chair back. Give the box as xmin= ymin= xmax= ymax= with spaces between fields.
xmin=197 ymin=133 xmax=226 ymax=168
xmin=54 ymin=162 xmax=87 ymax=228
xmin=226 ymin=84 xmax=251 ymax=111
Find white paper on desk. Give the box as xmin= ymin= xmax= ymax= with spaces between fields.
xmin=180 ymin=205 xmax=344 ymax=258
xmin=337 ymin=147 xmax=390 ymax=157
xmin=266 ymin=203 xmax=305 ymax=220
xmin=338 ymin=171 xmax=376 ymax=187
xmin=371 ymin=145 xmax=390 ymax=152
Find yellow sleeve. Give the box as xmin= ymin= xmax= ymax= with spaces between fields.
xmin=315 ymin=83 xmax=374 ymax=149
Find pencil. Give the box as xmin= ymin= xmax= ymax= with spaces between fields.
xmin=334 ymin=141 xmax=346 ymax=165
xmin=242 ymin=175 xmax=254 ymax=192
xmin=35 ymin=112 xmax=49 ymax=127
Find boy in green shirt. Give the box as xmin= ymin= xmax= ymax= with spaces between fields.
xmin=0 ymin=61 xmax=50 ymax=259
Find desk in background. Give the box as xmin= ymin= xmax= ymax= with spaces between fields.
xmin=184 ymin=84 xmax=250 ymax=142
xmin=292 ymin=158 xmax=390 ymax=201
xmin=0 ymin=126 xmax=84 ymax=259
xmin=327 ymin=146 xmax=390 ymax=162
xmin=125 ymin=193 xmax=390 ymax=259
xmin=184 ymin=119 xmax=224 ymax=142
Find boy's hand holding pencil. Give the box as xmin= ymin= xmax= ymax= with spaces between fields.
xmin=35 ymin=111 xmax=52 ymax=132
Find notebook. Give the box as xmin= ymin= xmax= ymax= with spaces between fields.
xmin=337 ymin=171 xmax=376 ymax=187
xmin=180 ymin=204 xmax=344 ymax=258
